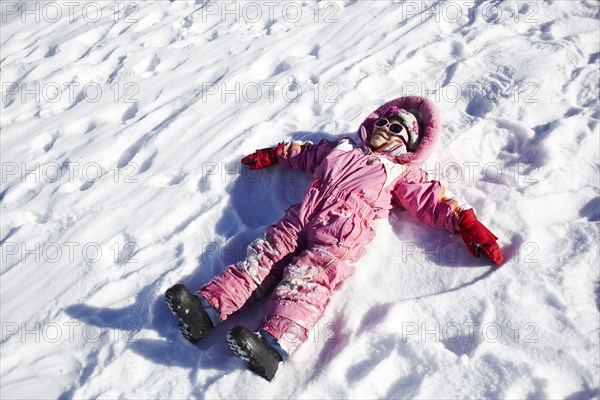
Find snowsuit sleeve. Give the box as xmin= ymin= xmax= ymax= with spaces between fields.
xmin=276 ymin=139 xmax=338 ymax=173
xmin=391 ymin=165 xmax=471 ymax=233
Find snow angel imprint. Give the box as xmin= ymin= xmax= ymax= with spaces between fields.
xmin=165 ymin=96 xmax=503 ymax=381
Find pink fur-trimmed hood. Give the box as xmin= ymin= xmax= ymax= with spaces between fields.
xmin=358 ymin=96 xmax=441 ymax=165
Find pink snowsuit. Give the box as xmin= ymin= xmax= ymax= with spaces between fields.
xmin=198 ymin=97 xmax=468 ymax=354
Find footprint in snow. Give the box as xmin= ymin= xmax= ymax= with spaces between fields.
xmin=85 ymin=121 xmax=97 ymax=134
xmin=309 ymin=45 xmax=320 ymax=58
xmin=146 ymin=171 xmax=187 ymax=187
xmin=138 ymin=151 xmax=157 ymax=174
xmin=465 ymin=65 xmax=522 ymax=118
xmin=146 ymin=54 xmax=161 ymax=72
xmin=122 ymin=103 xmax=139 ymax=123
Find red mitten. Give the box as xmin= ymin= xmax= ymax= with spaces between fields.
xmin=240 ymin=142 xmax=285 ymax=170
xmin=458 ymin=209 xmax=504 ymax=265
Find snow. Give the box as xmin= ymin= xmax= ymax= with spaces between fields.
xmin=1 ymin=0 xmax=599 ymax=398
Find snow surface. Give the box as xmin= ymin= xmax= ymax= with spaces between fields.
xmin=1 ymin=0 xmax=599 ymax=398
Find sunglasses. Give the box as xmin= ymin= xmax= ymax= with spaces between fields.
xmin=374 ymin=118 xmax=406 ymax=135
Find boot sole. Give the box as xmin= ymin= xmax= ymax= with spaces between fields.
xmin=226 ymin=326 xmax=281 ymax=381
xmin=165 ymin=284 xmax=211 ymax=344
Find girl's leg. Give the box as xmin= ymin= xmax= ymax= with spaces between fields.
xmin=259 ymin=199 xmax=376 ymax=355
xmin=198 ymin=204 xmax=306 ymax=322
xmin=258 ymin=248 xmax=355 ymax=355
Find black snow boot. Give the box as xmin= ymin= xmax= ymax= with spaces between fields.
xmin=165 ymin=284 xmax=213 ymax=344
xmin=226 ymin=326 xmax=283 ymax=381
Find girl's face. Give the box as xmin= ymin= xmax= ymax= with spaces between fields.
xmin=368 ymin=115 xmax=406 ymax=151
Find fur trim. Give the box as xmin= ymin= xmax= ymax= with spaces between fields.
xmin=358 ymin=96 xmax=441 ymax=165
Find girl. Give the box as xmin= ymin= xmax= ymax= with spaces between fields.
xmin=165 ymin=96 xmax=503 ymax=381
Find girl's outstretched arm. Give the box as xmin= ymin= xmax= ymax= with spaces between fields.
xmin=241 ymin=138 xmax=341 ymax=174
xmin=391 ymin=165 xmax=503 ymax=265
